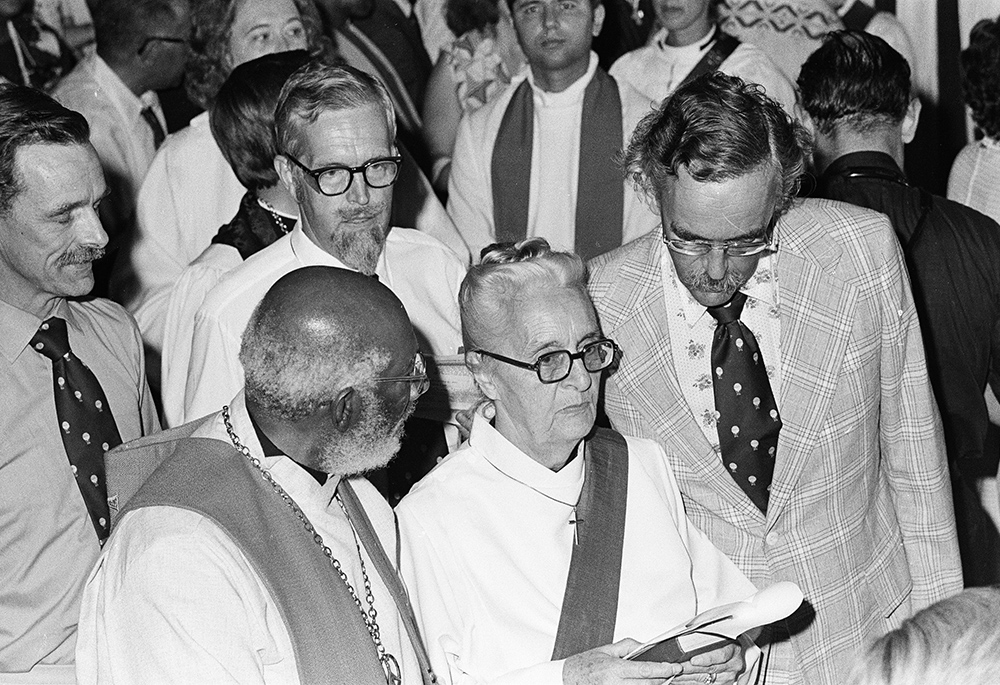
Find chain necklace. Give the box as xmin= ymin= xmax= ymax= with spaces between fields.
xmin=256 ymin=197 xmax=295 ymax=234
xmin=222 ymin=406 xmax=402 ymax=685
xmin=483 ymin=443 xmax=586 ymax=545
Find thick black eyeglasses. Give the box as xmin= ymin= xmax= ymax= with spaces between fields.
xmin=284 ymin=153 xmax=403 ymax=197
xmin=475 ymin=339 xmax=618 ymax=384
xmin=374 ymin=352 xmax=429 ymax=401
xmin=137 ymin=35 xmax=187 ymax=55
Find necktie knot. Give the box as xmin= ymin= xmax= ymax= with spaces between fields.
xmin=707 ymin=290 xmax=748 ymax=325
xmin=30 ymin=317 xmax=71 ymax=361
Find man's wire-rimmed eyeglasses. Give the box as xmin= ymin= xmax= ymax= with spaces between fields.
xmin=662 ymin=235 xmax=778 ymax=257
xmin=474 ymin=339 xmax=618 ymax=384
xmin=283 ymin=153 xmax=403 ymax=197
xmin=375 ymin=352 xmax=430 ymax=401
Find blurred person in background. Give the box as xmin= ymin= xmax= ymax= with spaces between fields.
xmin=420 ymin=0 xmax=524 ymax=193
xmin=948 ymin=14 xmax=1000 ymax=225
xmin=111 ymin=0 xmax=327 ymax=373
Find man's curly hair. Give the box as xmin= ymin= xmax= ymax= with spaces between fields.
xmin=962 ymin=15 xmax=1000 ymax=140
xmin=185 ymin=0 xmax=331 ymax=110
xmin=621 ymin=71 xmax=811 ymax=222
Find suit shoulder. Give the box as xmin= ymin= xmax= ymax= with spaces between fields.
xmin=588 ymin=233 xmax=660 ymax=291
xmin=784 ymin=197 xmax=896 ymax=246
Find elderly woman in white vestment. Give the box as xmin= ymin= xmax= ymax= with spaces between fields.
xmin=396 ymin=239 xmax=759 ymax=685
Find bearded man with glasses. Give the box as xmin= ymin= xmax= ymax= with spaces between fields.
xmin=397 ymin=238 xmax=759 ymax=685
xmin=184 ymin=62 xmax=465 ymax=429
xmin=587 ymin=72 xmax=962 ymax=685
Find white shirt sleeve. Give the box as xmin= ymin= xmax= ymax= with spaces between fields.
xmin=447 ymin=113 xmax=496 ymax=262
xmin=184 ymin=304 xmax=246 ymax=422
xmin=76 ymin=509 xmax=296 ymax=685
xmin=161 ymin=249 xmax=240 ymax=427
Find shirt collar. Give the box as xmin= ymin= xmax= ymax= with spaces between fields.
xmin=654 ymin=24 xmax=717 ymax=52
xmin=91 ymin=54 xmax=156 ymax=121
xmin=526 ymin=51 xmax=599 ymax=107
xmin=290 ymin=223 xmax=390 ymax=277
xmin=837 ymin=0 xmax=858 ymax=17
xmin=0 ymin=297 xmax=81 ymax=363
xmin=469 ymin=413 xmax=586 ymax=499
xmin=224 ymin=392 xmax=339 ymax=502
xmin=821 ymin=150 xmax=905 ymax=184
xmin=247 ymin=403 xmax=328 ymax=484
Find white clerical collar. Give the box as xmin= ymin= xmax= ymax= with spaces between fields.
xmin=469 ymin=413 xmax=586 ymax=502
xmin=654 ymin=25 xmax=716 ymax=54
xmin=223 ymin=391 xmax=341 ymax=511
xmin=658 ymin=236 xmax=780 ymax=328
xmin=526 ymin=51 xmax=599 ymax=109
xmin=836 ymin=0 xmax=857 ymax=18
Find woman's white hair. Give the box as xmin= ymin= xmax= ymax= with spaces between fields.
xmin=848 ymin=587 xmax=1000 ymax=685
xmin=459 ymin=238 xmax=587 ymax=351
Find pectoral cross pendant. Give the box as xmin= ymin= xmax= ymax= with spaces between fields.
xmin=383 ymin=654 xmax=402 ymax=685
xmin=569 ymin=507 xmax=581 ymax=546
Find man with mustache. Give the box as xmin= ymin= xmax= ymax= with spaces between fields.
xmin=184 ymin=62 xmax=464 ymax=424
xmin=78 ymin=266 xmax=436 ymax=684
xmin=587 ymin=72 xmax=962 ymax=684
xmin=0 ymin=83 xmax=158 ymax=679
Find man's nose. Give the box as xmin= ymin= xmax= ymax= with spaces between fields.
xmin=78 ymin=205 xmax=109 ymax=249
xmin=345 ymin=171 xmax=371 ymax=204
xmin=704 ymin=247 xmax=728 ymax=280
xmin=543 ymin=5 xmax=559 ymax=28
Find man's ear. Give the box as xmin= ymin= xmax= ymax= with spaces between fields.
xmin=330 ymin=386 xmax=360 ymax=433
xmin=274 ymin=155 xmax=302 ymax=202
xmin=901 ymin=96 xmax=922 ymax=145
xmin=465 ymin=351 xmax=500 ymax=401
xmin=591 ymin=3 xmax=605 ymax=37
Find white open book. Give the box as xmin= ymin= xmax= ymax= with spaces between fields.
xmin=626 ymin=581 xmax=804 ymax=662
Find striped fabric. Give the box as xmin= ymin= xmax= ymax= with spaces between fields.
xmin=588 ymin=198 xmax=963 ymax=685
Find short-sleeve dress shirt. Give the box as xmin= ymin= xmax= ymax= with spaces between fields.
xmin=0 ymin=296 xmax=158 ymax=672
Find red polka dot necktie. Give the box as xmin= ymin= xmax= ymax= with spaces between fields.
xmin=30 ymin=317 xmax=120 ymax=543
xmin=706 ymin=291 xmax=780 ymax=513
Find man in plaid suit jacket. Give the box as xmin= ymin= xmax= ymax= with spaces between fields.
xmin=588 ymin=72 xmax=963 ymax=684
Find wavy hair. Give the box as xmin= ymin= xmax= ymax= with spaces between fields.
xmin=622 ymin=71 xmax=810 ymax=221
xmin=209 ymin=50 xmax=313 ymax=191
xmin=459 ymin=238 xmax=587 ymax=351
xmin=0 ymin=83 xmax=90 ymax=214
xmin=275 ymin=62 xmax=397 ymax=159
xmin=961 ymin=15 xmax=1000 ymax=140
xmin=797 ymin=30 xmax=911 ymax=136
xmin=185 ymin=0 xmax=330 ymax=110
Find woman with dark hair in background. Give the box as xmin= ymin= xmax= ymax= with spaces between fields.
xmin=112 ymin=0 xmax=331 ymax=375
xmin=948 ymin=14 xmax=1000 ymax=225
xmin=421 ymin=0 xmax=524 ymax=193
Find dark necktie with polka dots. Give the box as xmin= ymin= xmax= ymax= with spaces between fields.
xmin=707 ymin=291 xmax=780 ymax=513
xmin=30 ymin=317 xmax=120 ymax=543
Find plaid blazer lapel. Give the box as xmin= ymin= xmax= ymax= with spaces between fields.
xmin=767 ymin=210 xmax=857 ymax=524
xmin=598 ymin=238 xmax=760 ymax=516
